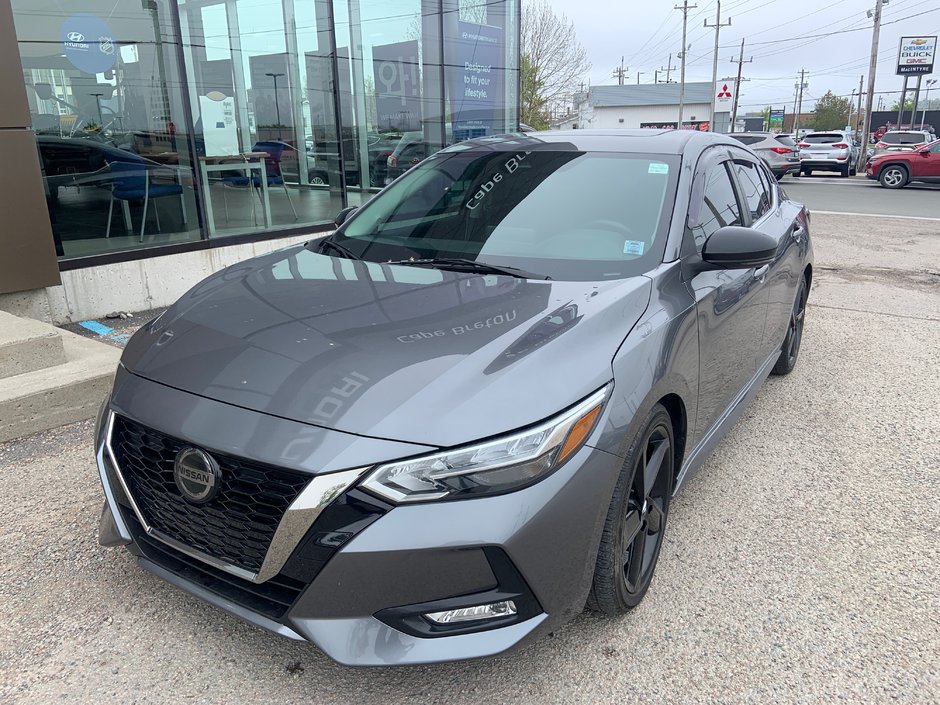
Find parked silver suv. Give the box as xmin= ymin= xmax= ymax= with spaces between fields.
xmin=728 ymin=132 xmax=800 ymax=180
xmin=798 ymin=131 xmax=858 ymax=177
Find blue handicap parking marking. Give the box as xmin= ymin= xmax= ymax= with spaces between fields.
xmin=78 ymin=320 xmax=131 ymax=346
xmin=79 ymin=320 xmax=115 ymax=336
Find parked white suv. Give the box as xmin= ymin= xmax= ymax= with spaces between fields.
xmin=872 ymin=130 xmax=935 ymax=159
xmin=797 ymin=131 xmax=859 ymax=177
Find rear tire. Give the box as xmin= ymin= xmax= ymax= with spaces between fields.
xmin=840 ymin=165 xmax=850 ymax=178
xmin=802 ymin=168 xmax=813 ymax=177
xmin=879 ymin=165 xmax=908 ymax=189
xmin=588 ymin=404 xmax=675 ymax=615
xmin=772 ymin=276 xmax=808 ymax=376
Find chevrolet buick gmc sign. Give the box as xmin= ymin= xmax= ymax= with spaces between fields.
xmin=896 ymin=36 xmax=936 ymax=76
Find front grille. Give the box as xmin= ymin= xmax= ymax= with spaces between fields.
xmin=125 ymin=514 xmax=305 ymax=620
xmin=111 ymin=415 xmax=311 ymax=574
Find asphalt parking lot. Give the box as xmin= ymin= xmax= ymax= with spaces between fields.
xmin=2 ymin=213 xmax=938 ymax=704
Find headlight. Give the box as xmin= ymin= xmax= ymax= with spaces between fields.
xmin=360 ymin=385 xmax=610 ymax=503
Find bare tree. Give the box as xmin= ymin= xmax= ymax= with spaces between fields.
xmin=521 ymin=0 xmax=590 ymax=128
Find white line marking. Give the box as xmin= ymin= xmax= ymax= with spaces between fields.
xmin=812 ymin=210 xmax=940 ymax=222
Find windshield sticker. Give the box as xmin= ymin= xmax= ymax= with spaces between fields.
xmin=623 ymin=240 xmax=645 ymax=256
xmin=648 ymin=162 xmax=669 ymax=175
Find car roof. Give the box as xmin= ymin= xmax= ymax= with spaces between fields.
xmin=450 ymin=129 xmax=742 ymax=155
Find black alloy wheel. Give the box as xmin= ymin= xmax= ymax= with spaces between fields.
xmin=772 ymin=275 xmax=808 ymax=376
xmin=589 ymin=404 xmax=675 ymax=614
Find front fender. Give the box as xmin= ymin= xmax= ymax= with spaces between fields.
xmin=590 ymin=262 xmax=699 ymax=491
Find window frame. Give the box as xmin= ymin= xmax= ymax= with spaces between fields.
xmin=727 ymin=151 xmax=773 ymax=225
xmin=685 ymin=147 xmax=747 ymax=254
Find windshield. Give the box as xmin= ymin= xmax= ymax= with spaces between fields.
xmin=325 ymin=149 xmax=680 ymax=281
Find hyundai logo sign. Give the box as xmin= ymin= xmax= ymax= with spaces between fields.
xmin=67 ymin=31 xmax=85 ymax=42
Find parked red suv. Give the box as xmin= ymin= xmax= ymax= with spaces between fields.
xmin=866 ymin=139 xmax=940 ymax=188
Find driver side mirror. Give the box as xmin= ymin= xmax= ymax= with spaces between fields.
xmin=700 ymin=226 xmax=777 ymax=270
xmin=334 ymin=206 xmax=358 ymax=227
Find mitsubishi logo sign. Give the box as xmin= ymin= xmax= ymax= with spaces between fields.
xmin=716 ymin=81 xmax=734 ymax=107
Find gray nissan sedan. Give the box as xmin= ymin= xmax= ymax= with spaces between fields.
xmin=96 ymin=129 xmax=812 ymax=666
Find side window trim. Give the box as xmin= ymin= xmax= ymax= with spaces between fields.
xmin=685 ymin=149 xmax=746 ymax=256
xmin=725 ymin=159 xmax=754 ymax=227
xmin=730 ymin=157 xmax=774 ymax=225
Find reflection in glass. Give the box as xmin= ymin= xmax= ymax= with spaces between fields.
xmin=13 ymin=0 xmax=201 ymax=258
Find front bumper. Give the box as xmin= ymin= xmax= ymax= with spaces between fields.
xmin=95 ymin=370 xmax=622 ymax=666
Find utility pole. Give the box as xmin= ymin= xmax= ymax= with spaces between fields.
xmin=675 ymin=1 xmax=697 ymax=128
xmin=613 ymin=57 xmax=627 ymax=86
xmin=855 ymin=74 xmax=864 ymax=132
xmin=636 ymin=71 xmax=644 ymax=85
xmin=660 ymin=54 xmax=675 ymax=84
xmin=705 ymin=0 xmax=732 ymax=130
xmin=729 ymin=39 xmax=752 ymax=133
xmin=794 ymin=69 xmax=806 ymax=137
xmin=859 ymin=0 xmax=885 ymax=171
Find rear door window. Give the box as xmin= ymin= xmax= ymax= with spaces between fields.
xmin=732 ymin=161 xmax=771 ymax=221
xmin=775 ymin=135 xmax=797 ymax=147
xmin=689 ymin=162 xmax=742 ymax=251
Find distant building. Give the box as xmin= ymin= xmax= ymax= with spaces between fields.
xmin=552 ymin=83 xmax=732 ymax=133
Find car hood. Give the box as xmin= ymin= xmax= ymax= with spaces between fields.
xmin=121 ymin=245 xmax=651 ymax=447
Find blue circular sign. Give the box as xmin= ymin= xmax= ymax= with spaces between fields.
xmin=60 ymin=14 xmax=116 ymax=74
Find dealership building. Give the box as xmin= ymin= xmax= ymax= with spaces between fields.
xmin=0 ymin=0 xmax=520 ymax=323
xmin=553 ymin=83 xmax=733 ymax=134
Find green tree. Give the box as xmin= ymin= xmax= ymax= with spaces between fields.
xmin=889 ymin=98 xmax=915 ymax=112
xmin=520 ymin=54 xmax=550 ymax=129
xmin=813 ymin=90 xmax=853 ymax=130
xmin=521 ymin=0 xmax=590 ymax=128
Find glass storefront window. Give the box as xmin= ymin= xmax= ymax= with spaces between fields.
xmin=12 ymin=0 xmax=201 ymax=259
xmin=178 ymin=0 xmax=344 ymax=236
xmin=9 ymin=0 xmax=518 ymax=262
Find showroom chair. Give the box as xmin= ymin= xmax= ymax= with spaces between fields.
xmin=249 ymin=141 xmax=298 ymax=221
xmin=105 ymin=162 xmax=185 ymax=242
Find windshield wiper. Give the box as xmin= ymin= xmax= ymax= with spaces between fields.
xmin=385 ymin=257 xmax=550 ymax=280
xmin=315 ymin=237 xmax=361 ymax=260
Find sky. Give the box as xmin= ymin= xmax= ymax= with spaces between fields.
xmin=547 ymin=0 xmax=940 ymax=113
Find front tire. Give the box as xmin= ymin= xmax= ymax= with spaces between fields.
xmin=772 ymin=275 xmax=808 ymax=376
xmin=588 ymin=404 xmax=675 ymax=615
xmin=879 ymin=165 xmax=908 ymax=189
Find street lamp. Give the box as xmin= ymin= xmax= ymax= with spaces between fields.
xmin=265 ymin=72 xmax=284 ymax=138
xmin=923 ymin=79 xmax=937 ymax=130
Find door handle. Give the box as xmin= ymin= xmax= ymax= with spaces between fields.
xmin=753 ymin=264 xmax=770 ymax=280
xmin=791 ymin=223 xmax=806 ymax=239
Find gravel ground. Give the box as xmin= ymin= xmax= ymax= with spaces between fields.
xmin=2 ymin=214 xmax=938 ymax=704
